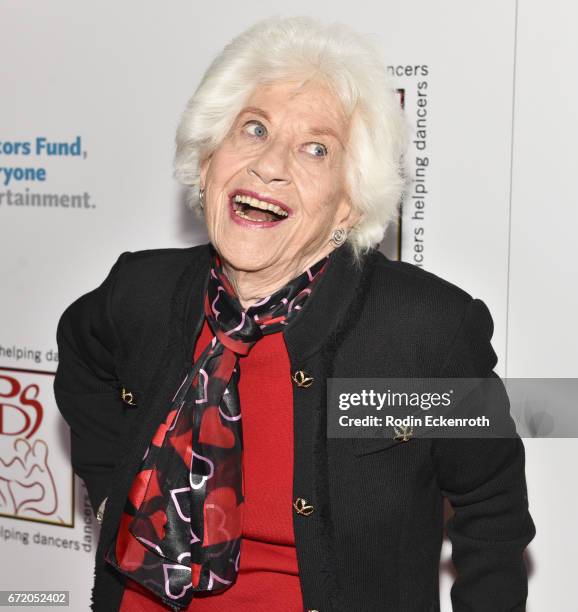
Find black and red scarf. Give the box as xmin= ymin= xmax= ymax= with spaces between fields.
xmin=106 ymin=251 xmax=330 ymax=608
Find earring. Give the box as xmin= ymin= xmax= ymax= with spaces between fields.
xmin=199 ymin=188 xmax=205 ymax=209
xmin=330 ymin=227 xmax=347 ymax=247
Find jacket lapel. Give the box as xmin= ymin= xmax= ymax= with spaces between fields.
xmin=283 ymin=243 xmax=370 ymax=358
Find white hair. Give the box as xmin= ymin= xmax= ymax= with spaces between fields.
xmin=174 ymin=15 xmax=411 ymax=260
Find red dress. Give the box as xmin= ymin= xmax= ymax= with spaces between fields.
xmin=120 ymin=319 xmax=303 ymax=611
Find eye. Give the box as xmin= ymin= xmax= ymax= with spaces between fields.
xmin=304 ymin=142 xmax=328 ymax=158
xmin=243 ymin=120 xmax=267 ymax=138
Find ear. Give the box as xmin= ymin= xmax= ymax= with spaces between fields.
xmin=199 ymin=154 xmax=212 ymax=188
xmin=336 ymin=193 xmax=362 ymax=230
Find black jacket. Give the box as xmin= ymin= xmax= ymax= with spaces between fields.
xmin=54 ymin=242 xmax=536 ymax=612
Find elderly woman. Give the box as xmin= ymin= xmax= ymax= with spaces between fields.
xmin=54 ymin=16 xmax=535 ymax=612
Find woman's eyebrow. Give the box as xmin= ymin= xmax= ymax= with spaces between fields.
xmin=239 ymin=106 xmax=270 ymax=120
xmin=308 ymin=126 xmax=343 ymax=148
xmin=238 ymin=106 xmax=344 ymax=147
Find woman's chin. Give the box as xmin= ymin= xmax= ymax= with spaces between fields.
xmin=218 ymin=246 xmax=283 ymax=273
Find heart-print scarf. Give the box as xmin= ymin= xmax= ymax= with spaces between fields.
xmin=105 ymin=250 xmax=330 ymax=608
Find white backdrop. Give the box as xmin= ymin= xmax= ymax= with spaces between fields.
xmin=1 ymin=0 xmax=576 ymax=609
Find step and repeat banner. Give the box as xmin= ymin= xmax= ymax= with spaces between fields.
xmin=1 ymin=1 xmax=576 ymax=610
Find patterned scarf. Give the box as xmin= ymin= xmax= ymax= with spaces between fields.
xmin=105 ymin=250 xmax=330 ymax=608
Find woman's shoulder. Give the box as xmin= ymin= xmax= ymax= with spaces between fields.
xmin=370 ymin=251 xmax=472 ymax=303
xmin=57 ymin=243 xmax=211 ymax=338
xmin=106 ymin=242 xmax=211 ymax=316
xmin=118 ymin=243 xmax=211 ymax=277
xmin=108 ymin=243 xmax=209 ymax=293
xmin=358 ymin=252 xmax=497 ymax=374
xmin=364 ymin=251 xmax=481 ymax=335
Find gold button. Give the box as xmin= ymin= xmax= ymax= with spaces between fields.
xmin=293 ymin=497 xmax=315 ymax=516
xmin=393 ymin=424 xmax=413 ymax=442
xmin=121 ymin=387 xmax=136 ymax=406
xmin=292 ymin=370 xmax=314 ymax=388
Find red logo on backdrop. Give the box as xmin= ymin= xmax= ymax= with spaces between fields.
xmin=0 ymin=372 xmax=43 ymax=438
xmin=0 ymin=367 xmax=73 ymax=527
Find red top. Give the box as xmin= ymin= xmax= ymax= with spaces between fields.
xmin=120 ymin=319 xmax=303 ymax=611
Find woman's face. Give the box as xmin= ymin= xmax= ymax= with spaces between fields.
xmin=200 ymin=79 xmax=358 ymax=274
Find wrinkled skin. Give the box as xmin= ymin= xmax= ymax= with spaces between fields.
xmin=200 ymin=79 xmax=359 ymax=308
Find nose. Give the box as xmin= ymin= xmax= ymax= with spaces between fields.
xmin=247 ymin=137 xmax=291 ymax=185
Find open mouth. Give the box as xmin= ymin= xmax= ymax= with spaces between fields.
xmin=229 ymin=191 xmax=290 ymax=224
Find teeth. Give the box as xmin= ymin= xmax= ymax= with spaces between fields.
xmin=233 ymin=194 xmax=288 ymax=217
xmin=234 ymin=208 xmax=256 ymax=221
